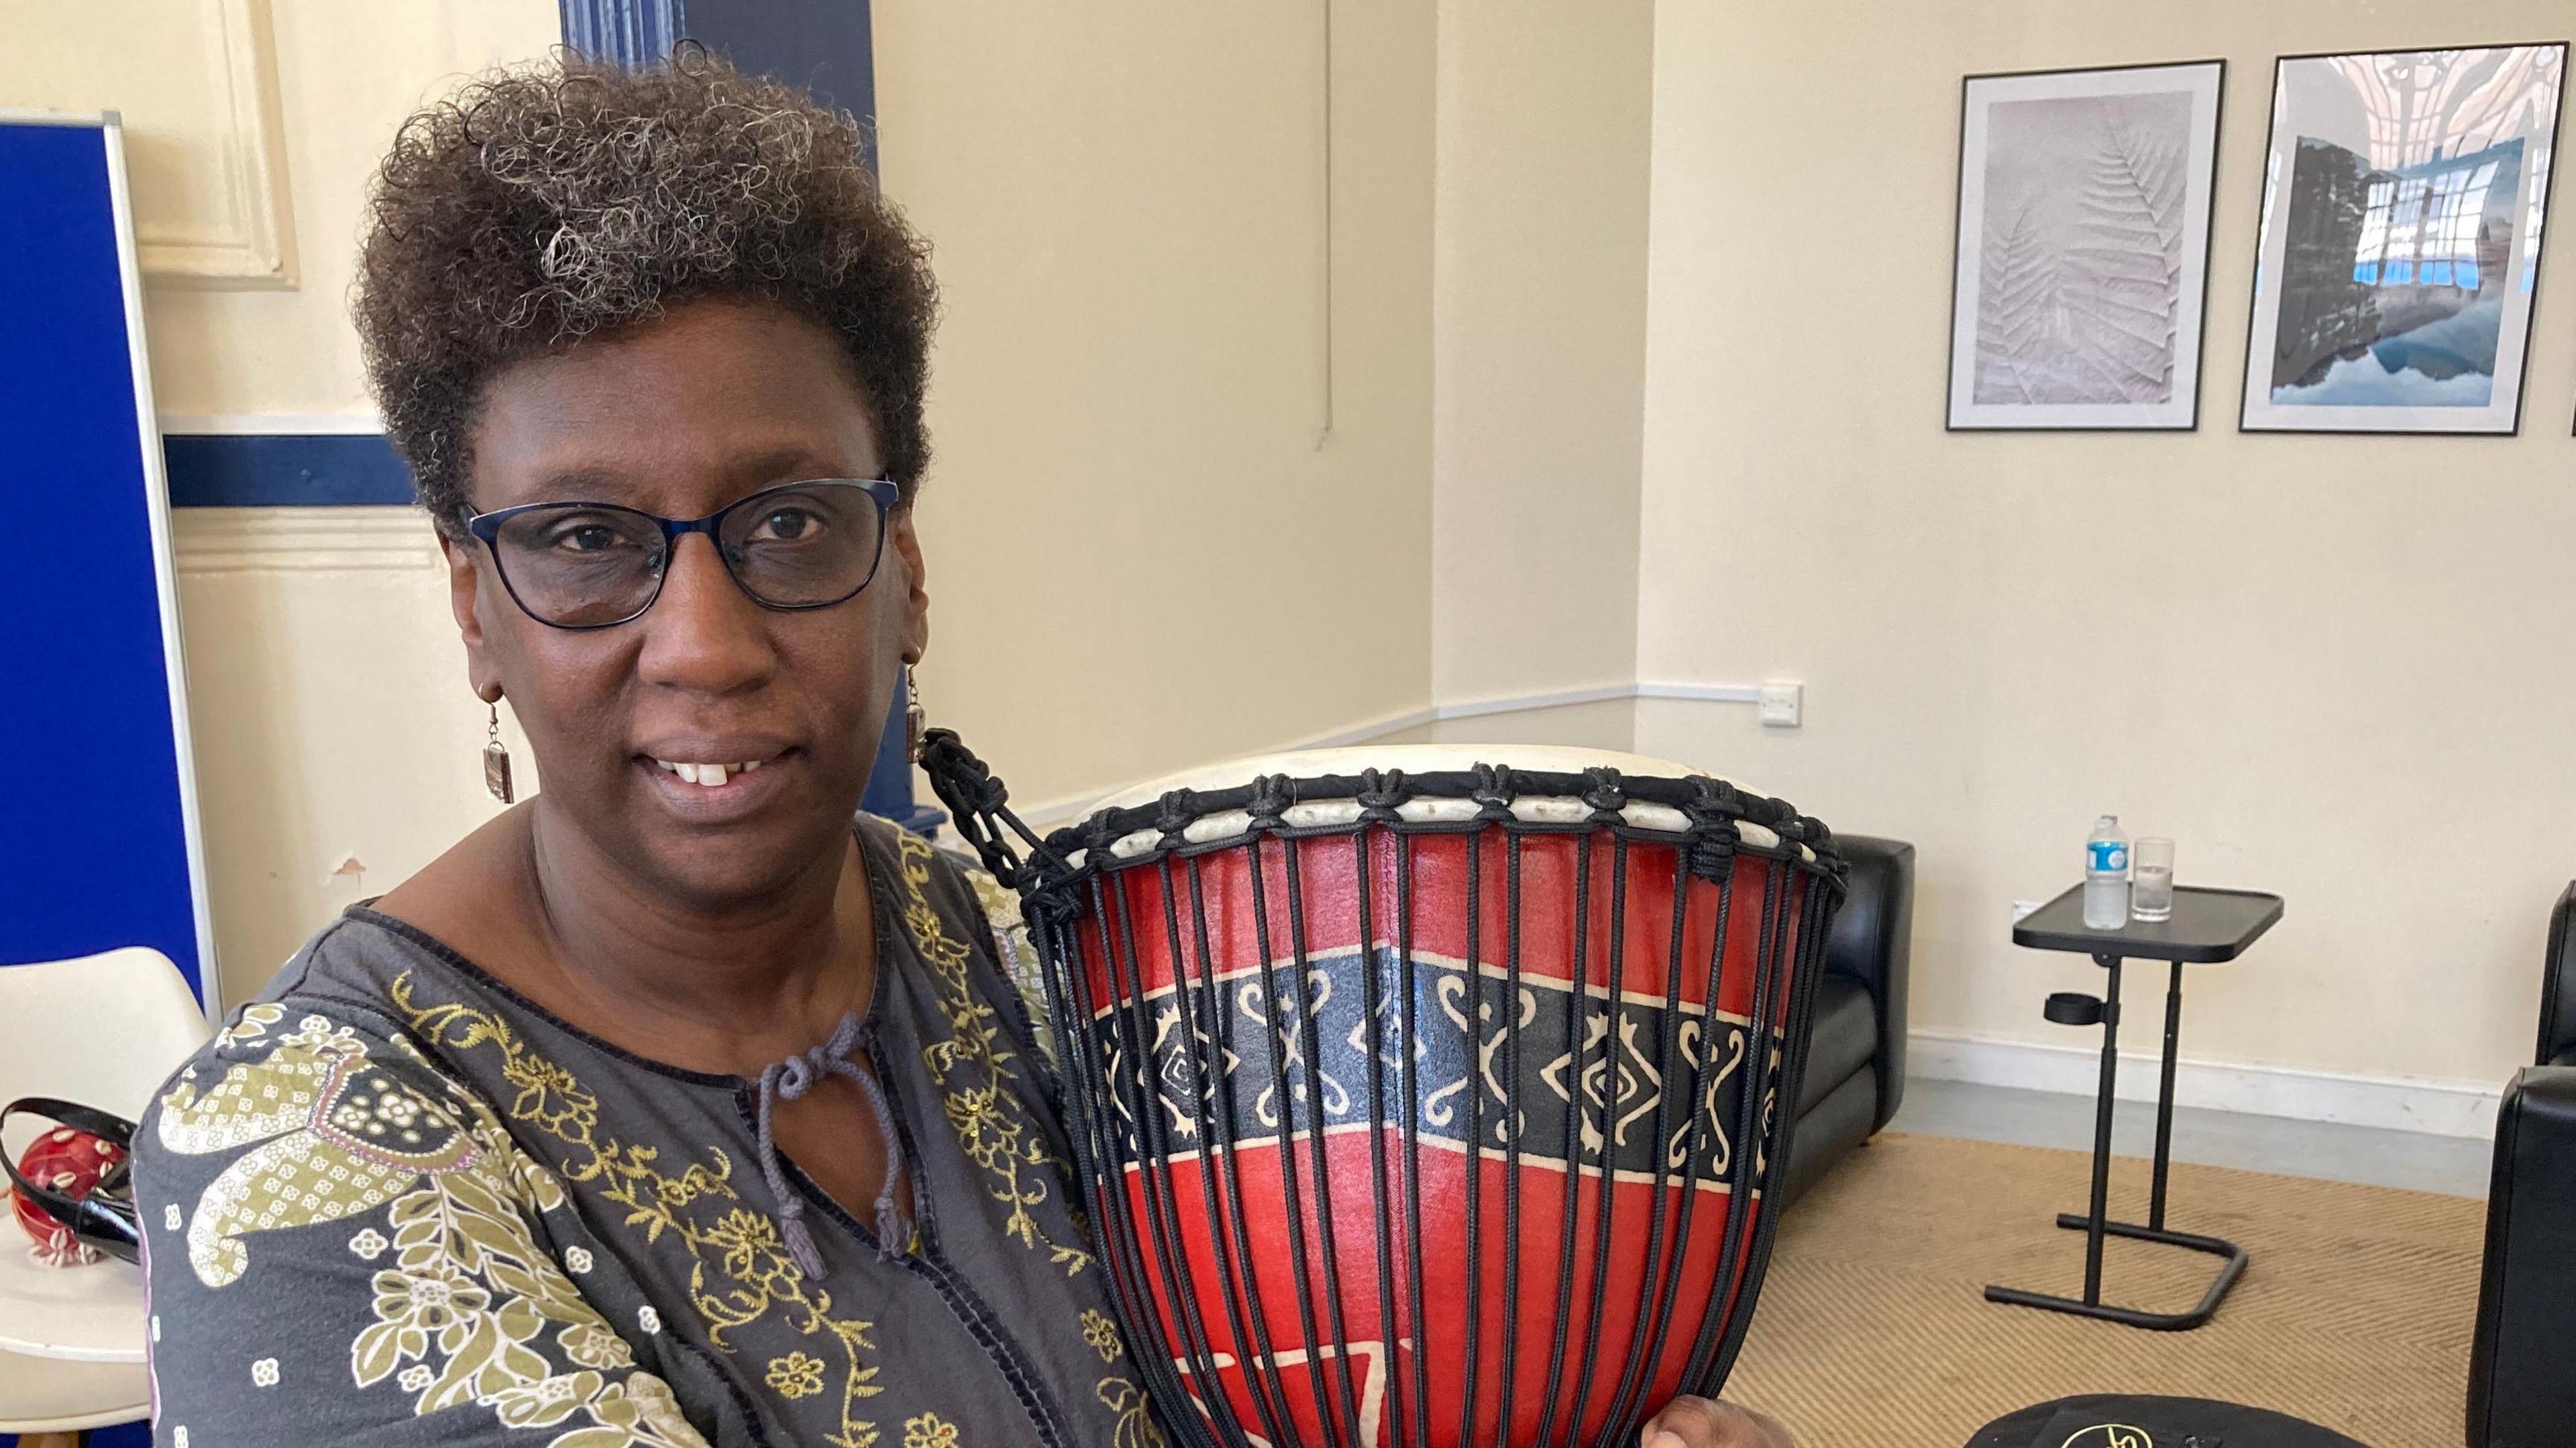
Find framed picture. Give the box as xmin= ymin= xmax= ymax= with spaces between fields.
xmin=1948 ymin=60 xmax=2226 ymax=431
xmin=2241 ymin=44 xmax=2566 ymax=435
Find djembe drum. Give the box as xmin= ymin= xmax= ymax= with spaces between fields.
xmin=925 ymin=738 xmax=1843 ymax=1448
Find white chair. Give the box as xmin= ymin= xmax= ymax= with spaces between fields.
xmin=0 ymin=947 xmax=211 ymax=1445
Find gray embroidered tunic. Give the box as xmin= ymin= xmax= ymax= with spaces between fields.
xmin=133 ymin=818 xmax=1161 ymax=1448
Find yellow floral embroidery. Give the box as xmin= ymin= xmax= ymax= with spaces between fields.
xmin=965 ymin=867 xmax=1057 ymax=1076
xmin=394 ymin=978 xmax=888 ymax=1448
xmin=902 ymin=1411 xmax=961 ymax=1448
xmin=901 ymin=832 xmax=1165 ymax=1444
xmin=155 ymin=1015 xmax=702 ymax=1447
xmin=1095 ymin=1377 xmax=1168 ymax=1448
xmin=1071 ymin=1304 xmax=1162 ymax=1447
xmin=1079 ymin=1309 xmax=1124 ymax=1364
xmin=896 ymin=831 xmax=1094 ymax=1276
xmin=766 ymin=1352 xmax=827 ymax=1399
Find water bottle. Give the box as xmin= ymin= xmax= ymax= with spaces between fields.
xmin=2083 ymin=815 xmax=2130 ymax=930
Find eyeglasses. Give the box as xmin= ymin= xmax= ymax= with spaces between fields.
xmin=463 ymin=478 xmax=901 ymax=630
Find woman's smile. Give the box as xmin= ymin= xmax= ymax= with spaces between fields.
xmin=635 ymin=743 xmax=799 ymax=821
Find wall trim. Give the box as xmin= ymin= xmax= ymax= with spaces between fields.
xmin=171 ymin=506 xmax=443 ymax=573
xmin=164 ymin=433 xmax=415 ymax=507
xmin=1909 ymin=1028 xmax=2503 ymax=1140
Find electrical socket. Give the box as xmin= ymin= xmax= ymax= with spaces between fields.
xmin=1758 ymin=681 xmax=1803 ymax=728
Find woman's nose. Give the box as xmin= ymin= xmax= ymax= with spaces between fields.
xmin=635 ymin=533 xmax=777 ymax=693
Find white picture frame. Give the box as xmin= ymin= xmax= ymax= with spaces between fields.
xmin=1947 ymin=60 xmax=2226 ymax=431
xmin=2240 ymin=44 xmax=2567 ymax=435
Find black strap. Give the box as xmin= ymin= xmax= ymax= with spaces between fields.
xmin=2 ymin=1096 xmax=142 ymax=1264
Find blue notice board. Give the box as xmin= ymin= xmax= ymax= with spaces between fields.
xmin=0 ymin=113 xmax=217 ymax=1005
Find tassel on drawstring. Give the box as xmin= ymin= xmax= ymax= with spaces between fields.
xmin=754 ymin=1010 xmax=908 ymax=1277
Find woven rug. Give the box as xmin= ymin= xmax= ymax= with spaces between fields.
xmin=1723 ymin=1132 xmax=2483 ymax=1448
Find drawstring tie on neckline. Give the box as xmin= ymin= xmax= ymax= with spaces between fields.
xmin=754 ymin=1009 xmax=906 ymax=1277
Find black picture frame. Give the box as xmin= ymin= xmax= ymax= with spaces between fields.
xmin=2237 ymin=42 xmax=2568 ymax=437
xmin=1945 ymin=58 xmax=2229 ymax=433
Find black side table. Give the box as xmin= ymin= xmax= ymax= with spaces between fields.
xmin=1982 ymin=884 xmax=2284 ymax=1331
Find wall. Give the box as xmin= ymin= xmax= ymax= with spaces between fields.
xmin=1637 ymin=0 xmax=2576 ymax=1094
xmin=9 ymin=0 xmax=1440 ymax=1003
xmin=7 ymin=0 xmax=559 ymax=1006
xmin=873 ymin=0 xmax=1438 ymax=822
xmin=1430 ymin=0 xmax=1652 ymax=720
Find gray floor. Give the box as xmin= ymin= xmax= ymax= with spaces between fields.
xmin=1891 ymin=1077 xmax=2492 ymax=1199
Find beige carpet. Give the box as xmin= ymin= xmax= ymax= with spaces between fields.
xmin=1723 ymin=1132 xmax=2483 ymax=1448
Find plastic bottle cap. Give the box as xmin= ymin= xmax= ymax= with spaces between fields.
xmin=2097 ymin=815 xmax=2117 ymax=828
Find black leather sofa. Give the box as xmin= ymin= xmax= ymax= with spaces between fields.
xmin=2467 ymin=881 xmax=2576 ymax=1447
xmin=1777 ymin=834 xmax=1915 ymax=1207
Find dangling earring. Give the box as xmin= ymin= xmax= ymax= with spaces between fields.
xmin=905 ymin=668 xmax=926 ymax=764
xmin=483 ymin=701 xmax=515 ymax=804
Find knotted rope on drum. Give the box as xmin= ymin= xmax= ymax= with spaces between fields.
xmin=1155 ymin=789 xmax=1201 ymax=850
xmin=1580 ymin=766 xmax=1627 ymax=824
xmin=916 ymin=728 xmax=1075 ymax=912
xmin=1245 ymin=773 xmax=1296 ymax=832
xmin=1682 ymin=777 xmax=1741 ymax=885
xmin=1354 ymin=768 xmax=1409 ymax=824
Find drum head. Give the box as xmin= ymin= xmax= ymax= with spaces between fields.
xmin=1087 ymin=744 xmax=1766 ymax=816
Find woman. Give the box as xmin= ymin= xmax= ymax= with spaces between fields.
xmin=132 ymin=50 xmax=1791 ymax=1448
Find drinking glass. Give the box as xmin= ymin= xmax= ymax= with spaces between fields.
xmin=2132 ymin=837 xmax=2174 ymax=922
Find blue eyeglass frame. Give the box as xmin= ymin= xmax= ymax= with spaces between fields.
xmin=462 ymin=476 xmax=904 ymax=630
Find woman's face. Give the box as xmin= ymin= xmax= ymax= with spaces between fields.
xmin=445 ymin=297 xmax=928 ymax=907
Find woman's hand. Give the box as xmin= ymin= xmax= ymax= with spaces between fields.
xmin=1640 ymin=1394 xmax=1796 ymax=1448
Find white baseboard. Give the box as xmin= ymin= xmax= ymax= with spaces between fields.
xmin=1909 ymin=1029 xmax=2502 ymax=1140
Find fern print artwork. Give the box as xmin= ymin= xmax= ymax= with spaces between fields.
xmin=1947 ymin=62 xmax=2220 ymax=430
xmin=1974 ymin=93 xmax=2190 ymax=406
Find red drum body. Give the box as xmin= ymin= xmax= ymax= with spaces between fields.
xmin=1001 ymin=746 xmax=1844 ymax=1448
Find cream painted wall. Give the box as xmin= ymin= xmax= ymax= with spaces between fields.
xmin=168 ymin=509 xmax=527 ymax=1004
xmin=1636 ymin=0 xmax=2576 ymax=1089
xmin=6 ymin=0 xmax=558 ymax=1004
xmin=1430 ymin=0 xmax=1652 ymax=707
xmin=7 ymin=0 xmax=1439 ymax=1002
xmin=145 ymin=0 xmax=564 ymax=420
xmin=874 ymin=0 xmax=1438 ymax=818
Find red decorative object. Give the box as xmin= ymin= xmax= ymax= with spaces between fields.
xmin=969 ymin=744 xmax=1843 ymax=1448
xmin=11 ymin=1125 xmax=126 ymax=1267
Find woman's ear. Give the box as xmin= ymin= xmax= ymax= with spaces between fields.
xmin=441 ymin=531 xmax=500 ymax=702
xmin=890 ymin=506 xmax=930 ymax=664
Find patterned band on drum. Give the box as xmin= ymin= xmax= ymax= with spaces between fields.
xmin=924 ymin=735 xmax=1845 ymax=1448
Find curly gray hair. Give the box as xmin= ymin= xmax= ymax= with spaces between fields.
xmin=354 ymin=46 xmax=938 ymax=535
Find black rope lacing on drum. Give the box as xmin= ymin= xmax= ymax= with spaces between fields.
xmin=1156 ymin=789 xmax=1200 ymax=850
xmin=1684 ymin=777 xmax=1739 ymax=884
xmin=1354 ymin=769 xmax=1407 ymax=825
xmin=1580 ymin=767 xmax=1627 ymax=824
